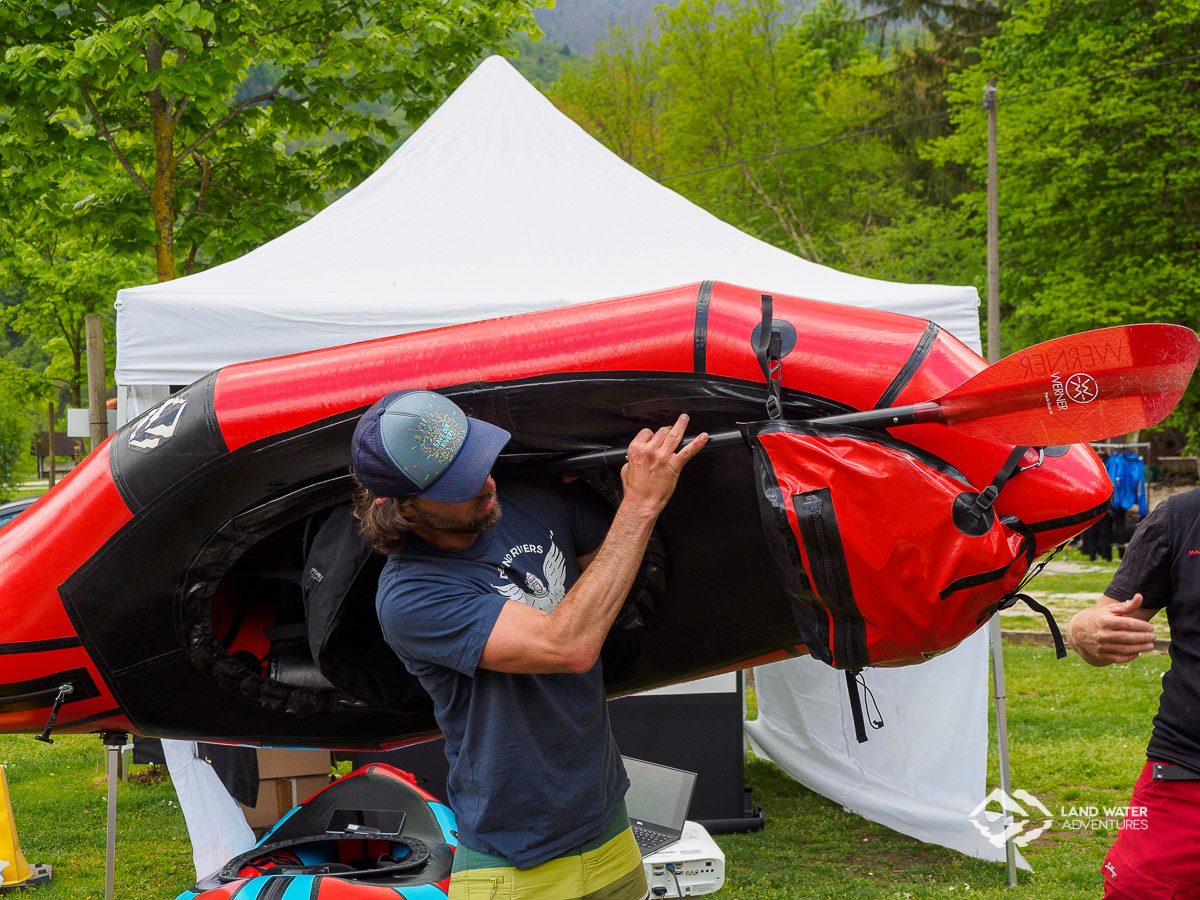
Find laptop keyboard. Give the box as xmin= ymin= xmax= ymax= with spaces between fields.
xmin=632 ymin=825 xmax=673 ymax=855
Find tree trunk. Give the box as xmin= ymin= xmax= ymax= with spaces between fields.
xmin=150 ymin=103 xmax=176 ymax=281
xmin=147 ymin=33 xmax=177 ymax=282
xmin=70 ymin=324 xmax=84 ymax=407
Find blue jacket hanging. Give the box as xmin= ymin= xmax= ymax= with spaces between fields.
xmin=1105 ymin=452 xmax=1148 ymax=516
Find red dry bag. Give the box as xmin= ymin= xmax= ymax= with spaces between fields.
xmin=747 ymin=421 xmax=1037 ymax=670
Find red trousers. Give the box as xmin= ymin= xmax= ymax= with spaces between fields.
xmin=1103 ymin=761 xmax=1200 ymax=899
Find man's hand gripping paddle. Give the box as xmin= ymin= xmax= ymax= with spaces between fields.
xmin=552 ymin=323 xmax=1200 ymax=469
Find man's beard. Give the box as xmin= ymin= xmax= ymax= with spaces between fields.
xmin=413 ymin=499 xmax=502 ymax=535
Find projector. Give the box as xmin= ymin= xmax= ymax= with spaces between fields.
xmin=643 ymin=821 xmax=726 ymax=897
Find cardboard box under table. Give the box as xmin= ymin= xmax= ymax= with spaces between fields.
xmin=239 ymin=749 xmax=331 ymax=829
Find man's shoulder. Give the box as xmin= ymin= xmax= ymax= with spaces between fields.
xmin=1167 ymin=487 xmax=1200 ymax=516
xmin=1161 ymin=488 xmax=1200 ymax=556
xmin=376 ymin=552 xmax=505 ymax=651
xmin=378 ymin=548 xmax=474 ymax=602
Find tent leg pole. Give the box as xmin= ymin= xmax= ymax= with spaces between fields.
xmin=102 ymin=732 xmax=127 ymax=900
xmin=984 ymin=72 xmax=1016 ymax=888
xmin=989 ymin=618 xmax=1018 ymax=886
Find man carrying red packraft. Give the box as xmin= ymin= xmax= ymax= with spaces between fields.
xmin=348 ymin=390 xmax=707 ymax=900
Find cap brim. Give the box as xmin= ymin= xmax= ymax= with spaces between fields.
xmin=417 ymin=418 xmax=511 ymax=503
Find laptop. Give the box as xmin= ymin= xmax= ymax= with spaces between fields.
xmin=622 ymin=756 xmax=697 ymax=857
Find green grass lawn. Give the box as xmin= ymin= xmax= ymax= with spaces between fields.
xmin=1003 ymin=549 xmax=1172 ymax=641
xmin=723 ymin=642 xmax=1167 ymax=899
xmin=1 ymin=737 xmax=192 ymax=898
xmin=0 ymin=642 xmax=1167 ymax=898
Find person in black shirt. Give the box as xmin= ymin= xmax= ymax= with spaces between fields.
xmin=1068 ymin=487 xmax=1200 ymax=900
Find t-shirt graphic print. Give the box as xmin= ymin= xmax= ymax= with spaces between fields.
xmin=491 ymin=531 xmax=567 ymax=612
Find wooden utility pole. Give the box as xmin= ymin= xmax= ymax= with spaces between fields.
xmin=85 ymin=315 xmax=107 ymax=452
xmin=985 ymin=76 xmax=1000 ymax=366
xmin=47 ymin=404 xmax=56 ymax=489
xmin=984 ymin=75 xmax=1018 ymax=889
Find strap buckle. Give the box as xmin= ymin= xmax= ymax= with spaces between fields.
xmin=35 ymin=682 xmax=74 ymax=744
xmin=1018 ymin=448 xmax=1046 ymax=472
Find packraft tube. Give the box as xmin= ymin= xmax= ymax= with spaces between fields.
xmin=176 ymin=764 xmax=455 ymax=899
xmin=0 ymin=281 xmax=1112 ymax=748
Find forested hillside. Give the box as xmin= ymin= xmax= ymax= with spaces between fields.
xmin=534 ymin=0 xmax=688 ymax=54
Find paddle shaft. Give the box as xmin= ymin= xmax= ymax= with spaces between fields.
xmin=544 ymin=323 xmax=1198 ymax=471
xmin=551 ymin=401 xmax=944 ymax=470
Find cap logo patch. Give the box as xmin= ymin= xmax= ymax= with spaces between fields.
xmin=419 ymin=414 xmax=465 ymax=464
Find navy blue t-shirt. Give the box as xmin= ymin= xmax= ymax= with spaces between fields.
xmin=376 ymin=481 xmax=628 ymax=868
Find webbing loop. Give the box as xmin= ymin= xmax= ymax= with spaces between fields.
xmin=756 ymin=294 xmax=784 ymax=420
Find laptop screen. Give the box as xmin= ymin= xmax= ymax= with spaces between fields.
xmin=623 ymin=756 xmax=696 ymax=831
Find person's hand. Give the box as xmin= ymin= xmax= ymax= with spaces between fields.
xmin=620 ymin=414 xmax=708 ymax=515
xmin=1067 ymin=593 xmax=1157 ymax=667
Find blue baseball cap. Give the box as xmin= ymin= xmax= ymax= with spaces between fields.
xmin=351 ymin=390 xmax=511 ymax=502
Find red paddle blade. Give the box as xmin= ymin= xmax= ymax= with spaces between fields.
xmin=939 ymin=324 xmax=1200 ymax=446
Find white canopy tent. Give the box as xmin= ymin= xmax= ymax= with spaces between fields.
xmin=115 ymin=55 xmax=978 ymax=408
xmin=115 ymin=57 xmax=1008 ymax=864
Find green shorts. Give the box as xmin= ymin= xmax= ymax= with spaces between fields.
xmin=448 ymin=801 xmax=648 ymax=900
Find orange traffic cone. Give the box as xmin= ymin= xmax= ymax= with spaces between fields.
xmin=0 ymin=766 xmax=51 ymax=891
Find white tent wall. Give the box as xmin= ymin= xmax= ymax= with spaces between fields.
xmin=113 ymin=57 xmax=992 ymax=859
xmin=746 ymin=634 xmax=1028 ymax=868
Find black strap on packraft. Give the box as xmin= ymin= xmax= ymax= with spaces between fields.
xmin=998 ymin=593 xmax=1067 ymax=658
xmin=755 ymin=294 xmax=784 ymax=420
xmin=995 ymin=541 xmax=1071 ymax=659
xmin=948 ymin=445 xmax=1071 ymax=660
xmin=845 ymin=670 xmax=885 ymax=744
xmin=952 ymin=445 xmax=1030 ymax=537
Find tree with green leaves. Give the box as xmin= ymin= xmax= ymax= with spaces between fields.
xmin=0 ymin=134 xmax=149 ymax=406
xmin=0 ymin=0 xmax=544 ymax=282
xmin=0 ymin=227 xmax=138 ymax=408
xmin=647 ymin=0 xmax=892 ymax=264
xmin=0 ymin=394 xmax=35 ymax=501
xmin=553 ymin=24 xmax=664 ymax=175
xmin=0 ymin=281 xmax=54 ymax=497
xmin=552 ymin=0 xmax=982 ymax=287
xmin=934 ymin=0 xmax=1200 ymax=337
xmin=857 ymin=0 xmax=1005 ymax=208
xmin=933 ymin=0 xmax=1200 ymax=436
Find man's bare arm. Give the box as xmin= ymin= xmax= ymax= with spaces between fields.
xmin=480 ymin=415 xmax=708 ymax=674
xmin=1067 ymin=592 xmax=1158 ymax=667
